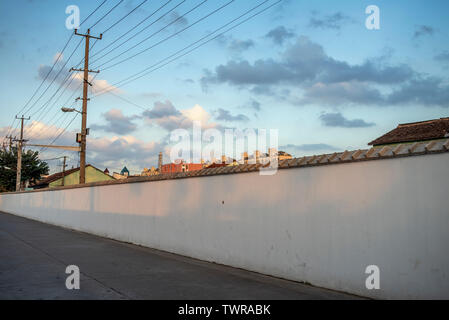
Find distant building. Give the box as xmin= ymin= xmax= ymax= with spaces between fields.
xmin=104 ymin=168 xmax=110 ymax=175
xmin=31 ymin=165 xmax=115 ymax=189
xmin=369 ymin=117 xmax=449 ymax=147
xmin=161 ymin=161 xmax=204 ymax=174
xmin=113 ymin=166 xmax=131 ymax=180
xmin=121 ymin=166 xmax=130 ymax=176
xmin=277 ymin=150 xmax=293 ymax=161
xmin=141 ymin=166 xmax=160 ymax=176
xmin=206 ymin=162 xmax=228 ymax=169
xmin=242 ymin=149 xmax=292 ymax=164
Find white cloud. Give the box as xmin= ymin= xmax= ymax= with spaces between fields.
xmin=143 ymin=101 xmax=219 ymax=131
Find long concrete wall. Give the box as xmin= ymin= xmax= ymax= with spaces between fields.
xmin=1 ymin=153 xmax=448 ymax=299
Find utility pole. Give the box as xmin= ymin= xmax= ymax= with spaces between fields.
xmin=8 ymin=136 xmax=13 ymax=152
xmin=61 ymin=156 xmax=67 ymax=186
xmin=6 ymin=135 xmax=14 ymax=152
xmin=14 ymin=115 xmax=30 ymax=191
xmin=72 ymin=29 xmax=102 ymax=184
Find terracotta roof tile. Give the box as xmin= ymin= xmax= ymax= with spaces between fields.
xmin=15 ymin=139 xmax=449 ymax=194
xmin=369 ymin=117 xmax=449 ymax=146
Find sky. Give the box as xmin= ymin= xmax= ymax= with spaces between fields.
xmin=0 ymin=0 xmax=448 ymax=174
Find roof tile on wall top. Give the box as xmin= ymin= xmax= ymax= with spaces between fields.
xmin=10 ymin=139 xmax=449 ymax=194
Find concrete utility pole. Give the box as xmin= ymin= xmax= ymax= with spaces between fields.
xmin=6 ymin=135 xmax=14 ymax=152
xmin=61 ymin=156 xmax=67 ymax=187
xmin=15 ymin=115 xmax=30 ymax=191
xmin=72 ymin=29 xmax=102 ymax=184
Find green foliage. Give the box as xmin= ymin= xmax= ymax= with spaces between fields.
xmin=0 ymin=147 xmax=49 ymax=192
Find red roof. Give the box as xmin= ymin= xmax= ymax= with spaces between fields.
xmin=206 ymin=163 xmax=228 ymax=168
xmin=368 ymin=117 xmax=449 ymax=146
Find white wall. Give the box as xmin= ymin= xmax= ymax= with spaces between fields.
xmin=1 ymin=153 xmax=449 ymax=299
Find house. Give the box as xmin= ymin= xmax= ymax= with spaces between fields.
xmin=161 ymin=160 xmax=204 ymax=174
xmin=121 ymin=166 xmax=130 ymax=176
xmin=141 ymin=166 xmax=160 ymax=176
xmin=369 ymin=117 xmax=449 ymax=147
xmin=241 ymin=149 xmax=293 ymax=164
xmin=32 ymin=165 xmax=115 ymax=189
xmin=113 ymin=166 xmax=131 ymax=180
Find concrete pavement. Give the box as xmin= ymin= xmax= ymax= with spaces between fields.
xmin=0 ymin=211 xmax=358 ymax=300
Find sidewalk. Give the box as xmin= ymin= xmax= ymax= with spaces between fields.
xmin=0 ymin=211 xmax=358 ymax=300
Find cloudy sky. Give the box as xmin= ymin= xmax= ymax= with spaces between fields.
xmin=0 ymin=0 xmax=448 ymax=174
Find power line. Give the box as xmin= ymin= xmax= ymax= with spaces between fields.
xmin=89 ymin=0 xmax=125 ymax=29
xmin=103 ymin=0 xmax=149 ymax=34
xmin=93 ymin=0 xmax=279 ymax=97
xmin=90 ymin=0 xmax=184 ymax=65
xmin=80 ymin=0 xmax=108 ymax=26
xmin=2 ymin=0 xmax=108 ymax=146
xmin=93 ymin=0 xmax=208 ymax=69
xmin=1 ymin=34 xmax=74 ymax=145
xmin=90 ymin=0 xmax=174 ymax=60
xmin=24 ymin=0 xmax=126 ymax=133
xmin=22 ymin=38 xmax=84 ymax=139
xmin=34 ymin=71 xmax=98 ymax=147
xmin=22 ymin=0 xmax=112 ymax=119
xmin=100 ymin=0 xmax=235 ymax=71
xmin=40 ymin=156 xmax=67 ymax=161
xmin=91 ymin=85 xmax=149 ymax=110
xmin=26 ymin=76 xmax=83 ymax=143
xmin=24 ymin=38 xmax=83 ymax=119
xmin=39 ymin=112 xmax=80 ymax=153
xmin=21 ymin=34 xmax=74 ymax=117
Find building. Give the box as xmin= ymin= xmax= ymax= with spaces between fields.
xmin=277 ymin=150 xmax=293 ymax=161
xmin=369 ymin=117 xmax=449 ymax=147
xmin=161 ymin=161 xmax=204 ymax=174
xmin=113 ymin=166 xmax=131 ymax=180
xmin=32 ymin=165 xmax=115 ymax=189
xmin=121 ymin=166 xmax=130 ymax=176
xmin=242 ymin=149 xmax=293 ymax=164
xmin=141 ymin=166 xmax=160 ymax=176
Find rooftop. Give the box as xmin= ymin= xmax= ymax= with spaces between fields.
xmin=19 ymin=138 xmax=449 ymax=193
xmin=368 ymin=117 xmax=449 ymax=146
xmin=32 ymin=165 xmax=106 ymax=187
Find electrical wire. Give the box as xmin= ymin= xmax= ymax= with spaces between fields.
xmin=100 ymin=0 xmax=235 ymax=71
xmin=90 ymin=0 xmax=184 ymax=65
xmin=93 ymin=0 xmax=208 ymax=69
xmin=90 ymin=0 xmax=174 ymax=60
xmin=80 ymin=0 xmax=108 ymax=26
xmin=102 ymin=0 xmax=149 ymax=34
xmin=2 ymin=0 xmax=108 ymax=145
xmin=25 ymin=0 xmax=145 ymax=139
xmin=89 ymin=0 xmax=125 ymax=30
xmin=93 ymin=0 xmax=279 ymax=97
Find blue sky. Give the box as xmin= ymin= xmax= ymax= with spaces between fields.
xmin=1 ymin=0 xmax=448 ymax=173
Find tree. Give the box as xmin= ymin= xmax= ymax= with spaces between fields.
xmin=0 ymin=147 xmax=49 ymax=192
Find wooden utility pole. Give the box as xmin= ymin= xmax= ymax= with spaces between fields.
xmin=72 ymin=29 xmax=102 ymax=184
xmin=15 ymin=115 xmax=30 ymax=191
xmin=61 ymin=156 xmax=67 ymax=186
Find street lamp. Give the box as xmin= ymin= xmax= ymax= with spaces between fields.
xmin=61 ymin=106 xmax=88 ymax=184
xmin=61 ymin=107 xmax=82 ymax=114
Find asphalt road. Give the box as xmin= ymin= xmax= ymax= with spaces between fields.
xmin=0 ymin=211 xmax=358 ymax=300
